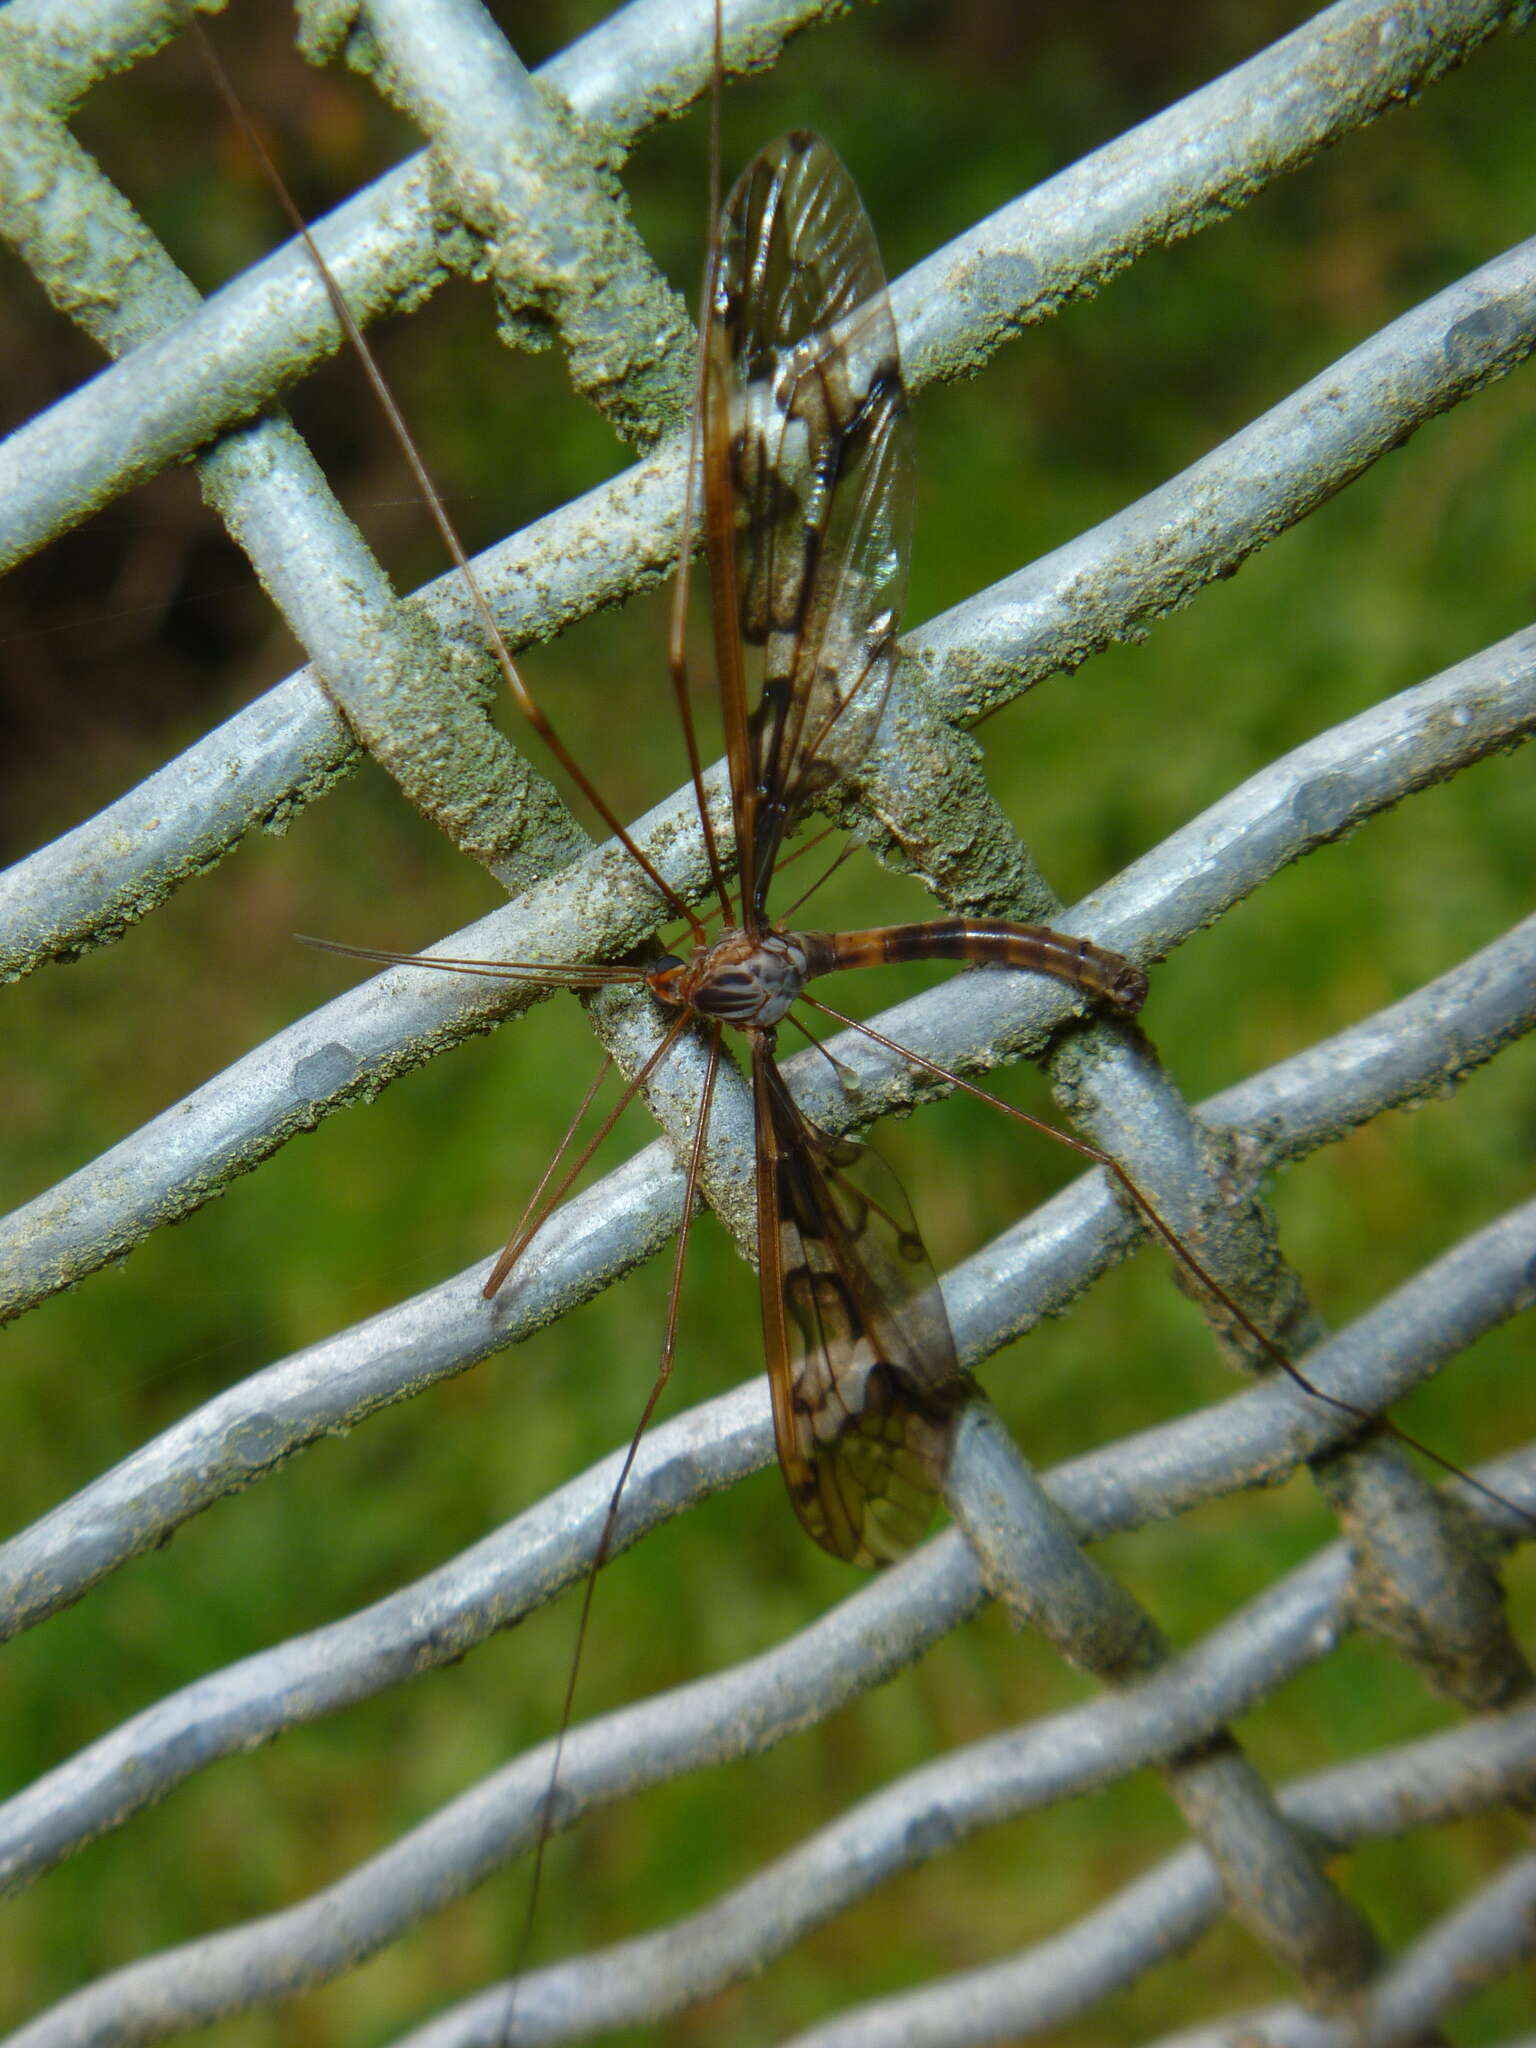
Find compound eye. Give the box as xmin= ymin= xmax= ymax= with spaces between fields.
xmin=651 ymin=952 xmax=684 ymax=973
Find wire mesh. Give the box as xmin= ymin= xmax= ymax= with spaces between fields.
xmin=1 ymin=0 xmax=1534 ymax=2044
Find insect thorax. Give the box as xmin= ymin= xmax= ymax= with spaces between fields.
xmin=652 ymin=929 xmax=810 ymax=1028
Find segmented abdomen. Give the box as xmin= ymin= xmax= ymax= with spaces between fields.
xmin=798 ymin=919 xmax=1148 ymax=1014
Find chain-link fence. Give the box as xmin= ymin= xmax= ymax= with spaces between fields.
xmin=2 ymin=0 xmax=1534 ymax=2043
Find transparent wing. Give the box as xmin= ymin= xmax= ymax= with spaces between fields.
xmin=703 ymin=131 xmax=914 ymax=925
xmin=751 ymin=1041 xmax=968 ymax=1566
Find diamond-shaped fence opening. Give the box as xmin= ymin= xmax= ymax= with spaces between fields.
xmin=2 ymin=1 xmax=1534 ymax=2045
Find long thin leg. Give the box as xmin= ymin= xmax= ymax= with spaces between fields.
xmin=191 ymin=22 xmax=706 ymax=945
xmin=484 ymin=1010 xmax=696 ymax=1298
xmin=799 ymin=993 xmax=1536 ymax=1533
xmin=662 ymin=0 xmax=736 ymax=931
xmin=501 ymin=1026 xmax=725 ymax=2036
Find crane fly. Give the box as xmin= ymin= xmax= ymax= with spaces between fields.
xmin=225 ymin=18 xmax=1534 ymax=1584
xmin=198 ymin=3 xmax=1535 ymax=2023
xmin=281 ymin=101 xmax=1518 ymax=1570
xmin=289 ymin=117 xmax=1153 ymax=1565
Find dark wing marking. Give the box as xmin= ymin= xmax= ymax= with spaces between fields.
xmin=704 ymin=132 xmax=914 ymax=925
xmin=752 ymin=1039 xmax=968 ymax=1566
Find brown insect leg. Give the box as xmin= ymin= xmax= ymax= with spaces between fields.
xmin=502 ymin=1027 xmax=725 ymax=2027
xmin=484 ymin=1010 xmax=696 ymax=1298
xmin=798 ymin=993 xmax=1536 ymax=1538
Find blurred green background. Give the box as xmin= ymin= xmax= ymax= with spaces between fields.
xmin=2 ymin=0 xmax=1534 ymax=2042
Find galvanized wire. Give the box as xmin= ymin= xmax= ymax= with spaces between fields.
xmin=0 ymin=1 xmax=1533 ymax=2045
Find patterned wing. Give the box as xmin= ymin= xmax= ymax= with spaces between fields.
xmin=751 ymin=1040 xmax=968 ymax=1566
xmin=703 ymin=132 xmax=914 ymax=925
